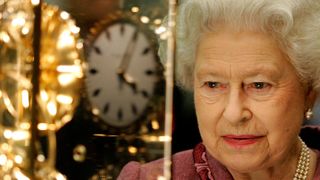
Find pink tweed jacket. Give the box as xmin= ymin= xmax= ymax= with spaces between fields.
xmin=118 ymin=126 xmax=320 ymax=180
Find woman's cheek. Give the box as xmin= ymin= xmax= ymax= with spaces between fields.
xmin=195 ymin=87 xmax=224 ymax=105
xmin=195 ymin=92 xmax=221 ymax=130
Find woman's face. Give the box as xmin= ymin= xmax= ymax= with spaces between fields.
xmin=194 ymin=28 xmax=313 ymax=172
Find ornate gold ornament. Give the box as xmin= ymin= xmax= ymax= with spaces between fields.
xmin=0 ymin=0 xmax=84 ymax=178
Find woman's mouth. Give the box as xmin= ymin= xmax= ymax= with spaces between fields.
xmin=222 ymin=135 xmax=264 ymax=148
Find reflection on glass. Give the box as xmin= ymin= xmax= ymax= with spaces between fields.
xmin=42 ymin=0 xmax=175 ymax=179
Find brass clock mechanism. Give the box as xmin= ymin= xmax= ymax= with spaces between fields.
xmin=0 ymin=1 xmax=84 ymax=178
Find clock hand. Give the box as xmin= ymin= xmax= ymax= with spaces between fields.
xmin=124 ymin=73 xmax=137 ymax=93
xmin=127 ymin=80 xmax=137 ymax=94
xmin=117 ymin=27 xmax=140 ymax=93
xmin=118 ymin=73 xmax=138 ymax=94
xmin=117 ymin=27 xmax=139 ymax=75
xmin=118 ymin=74 xmax=124 ymax=90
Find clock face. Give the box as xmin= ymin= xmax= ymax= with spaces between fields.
xmin=86 ymin=21 xmax=162 ymax=128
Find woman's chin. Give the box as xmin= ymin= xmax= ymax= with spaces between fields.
xmin=219 ymin=154 xmax=264 ymax=173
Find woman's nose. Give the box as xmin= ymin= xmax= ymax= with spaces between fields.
xmin=222 ymin=89 xmax=252 ymax=124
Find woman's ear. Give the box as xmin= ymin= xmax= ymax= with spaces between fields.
xmin=306 ymin=89 xmax=318 ymax=109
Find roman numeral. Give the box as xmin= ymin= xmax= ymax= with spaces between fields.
xmin=89 ymin=68 xmax=98 ymax=75
xmin=94 ymin=46 xmax=101 ymax=55
xmin=120 ymin=24 xmax=125 ymax=35
xmin=132 ymin=29 xmax=138 ymax=41
xmin=131 ymin=103 xmax=137 ymax=115
xmin=141 ymin=90 xmax=149 ymax=98
xmin=105 ymin=29 xmax=111 ymax=40
xmin=117 ymin=108 xmax=123 ymax=121
xmin=142 ymin=47 xmax=150 ymax=55
xmin=92 ymin=88 xmax=101 ymax=97
xmin=145 ymin=69 xmax=154 ymax=76
xmin=103 ymin=103 xmax=109 ymax=114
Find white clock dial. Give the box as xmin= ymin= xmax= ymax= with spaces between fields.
xmin=86 ymin=22 xmax=161 ymax=128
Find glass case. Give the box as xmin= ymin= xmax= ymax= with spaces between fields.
xmin=0 ymin=0 xmax=177 ymax=179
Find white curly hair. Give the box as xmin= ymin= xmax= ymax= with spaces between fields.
xmin=159 ymin=0 xmax=320 ymax=92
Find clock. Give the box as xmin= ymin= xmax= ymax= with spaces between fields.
xmin=85 ymin=11 xmax=165 ymax=133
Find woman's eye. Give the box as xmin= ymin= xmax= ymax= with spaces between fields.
xmin=206 ymin=82 xmax=218 ymax=88
xmin=245 ymin=82 xmax=272 ymax=93
xmin=251 ymin=82 xmax=270 ymax=89
xmin=204 ymin=82 xmax=226 ymax=89
xmin=244 ymin=82 xmax=274 ymax=99
xmin=200 ymin=81 xmax=227 ymax=97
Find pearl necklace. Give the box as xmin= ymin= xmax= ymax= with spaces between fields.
xmin=293 ymin=138 xmax=310 ymax=180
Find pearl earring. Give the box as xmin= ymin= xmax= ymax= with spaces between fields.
xmin=305 ymin=108 xmax=313 ymax=120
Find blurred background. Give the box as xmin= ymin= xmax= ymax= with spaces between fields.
xmin=43 ymin=0 xmax=201 ymax=179
xmin=1 ymin=0 xmax=319 ymax=179
xmin=43 ymin=0 xmax=320 ymax=178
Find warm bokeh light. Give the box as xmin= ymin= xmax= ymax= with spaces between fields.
xmin=131 ymin=6 xmax=140 ymax=13
xmin=151 ymin=119 xmax=160 ymax=130
xmin=57 ymin=94 xmax=73 ymax=104
xmin=142 ymin=135 xmax=172 ymax=142
xmin=14 ymin=155 xmax=23 ymax=164
xmin=19 ymin=122 xmax=31 ymax=130
xmin=155 ymin=26 xmax=167 ymax=35
xmin=31 ymin=0 xmax=40 ymax=5
xmin=37 ymin=123 xmax=48 ymax=131
xmin=55 ymin=173 xmax=67 ymax=180
xmin=0 ymin=31 xmax=11 ymax=43
xmin=153 ymin=18 xmax=162 ymax=25
xmin=140 ymin=16 xmax=150 ymax=24
xmin=57 ymin=65 xmax=82 ymax=74
xmin=12 ymin=130 xmax=29 ymax=141
xmin=128 ymin=146 xmax=138 ymax=155
xmin=92 ymin=108 xmax=100 ymax=116
xmin=73 ymin=144 xmax=86 ymax=162
xmin=21 ymin=27 xmax=30 ymax=35
xmin=3 ymin=92 xmax=16 ymax=116
xmin=11 ymin=17 xmax=26 ymax=27
xmin=58 ymin=74 xmax=76 ymax=86
xmin=44 ymin=54 xmax=55 ymax=64
xmin=37 ymin=154 xmax=46 ymax=162
xmin=47 ymin=101 xmax=57 ymax=116
xmin=1 ymin=143 xmax=10 ymax=151
xmin=40 ymin=90 xmax=49 ymax=102
xmin=57 ymin=30 xmax=75 ymax=49
xmin=76 ymin=42 xmax=83 ymax=49
xmin=60 ymin=11 xmax=70 ymax=20
xmin=22 ymin=89 xmax=30 ymax=108
xmin=61 ymin=114 xmax=73 ymax=125
xmin=158 ymin=136 xmax=171 ymax=142
xmin=13 ymin=168 xmax=30 ymax=180
xmin=70 ymin=25 xmax=80 ymax=34
xmin=3 ymin=129 xmax=13 ymax=139
xmin=0 ymin=154 xmax=8 ymax=166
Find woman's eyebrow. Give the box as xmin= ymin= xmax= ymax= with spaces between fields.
xmin=195 ymin=68 xmax=228 ymax=80
xmin=241 ymin=65 xmax=282 ymax=80
xmin=195 ymin=64 xmax=283 ymax=81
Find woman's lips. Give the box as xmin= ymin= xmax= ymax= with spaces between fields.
xmin=222 ymin=135 xmax=264 ymax=148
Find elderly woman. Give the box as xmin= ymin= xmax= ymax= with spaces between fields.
xmin=118 ymin=0 xmax=320 ymax=179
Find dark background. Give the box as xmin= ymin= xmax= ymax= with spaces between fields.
xmin=55 ymin=86 xmax=201 ymax=179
